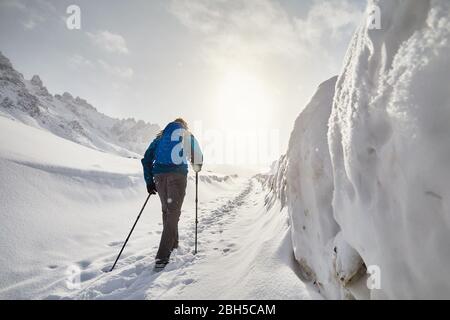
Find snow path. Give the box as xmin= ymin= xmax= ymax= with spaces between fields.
xmin=56 ymin=178 xmax=319 ymax=300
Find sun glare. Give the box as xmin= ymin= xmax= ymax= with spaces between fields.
xmin=215 ymin=69 xmax=275 ymax=131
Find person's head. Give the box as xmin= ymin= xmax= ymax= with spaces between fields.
xmin=174 ymin=118 xmax=188 ymax=130
xmin=156 ymin=118 xmax=189 ymax=138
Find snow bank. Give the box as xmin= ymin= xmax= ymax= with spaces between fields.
xmin=275 ymin=0 xmax=450 ymax=299
xmin=279 ymin=76 xmax=365 ymax=299
xmin=329 ymin=0 xmax=450 ymax=299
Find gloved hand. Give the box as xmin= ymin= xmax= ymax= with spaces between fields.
xmin=147 ymin=182 xmax=157 ymax=195
xmin=192 ymin=164 xmax=202 ymax=173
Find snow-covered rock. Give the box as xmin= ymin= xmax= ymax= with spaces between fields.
xmin=272 ymin=0 xmax=450 ymax=299
xmin=259 ymin=155 xmax=288 ymax=209
xmin=0 ymin=52 xmax=160 ymax=157
xmin=0 ymin=53 xmax=40 ymax=118
xmin=30 ymin=75 xmax=50 ymax=97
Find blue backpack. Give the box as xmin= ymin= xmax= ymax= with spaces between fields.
xmin=154 ymin=122 xmax=187 ymax=166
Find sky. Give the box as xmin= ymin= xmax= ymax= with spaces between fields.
xmin=0 ymin=0 xmax=366 ymax=164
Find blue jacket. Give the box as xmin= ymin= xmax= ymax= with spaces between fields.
xmin=141 ymin=122 xmax=203 ymax=185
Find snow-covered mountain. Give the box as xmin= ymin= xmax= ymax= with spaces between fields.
xmin=270 ymin=0 xmax=450 ymax=299
xmin=0 ymin=52 xmax=159 ymax=157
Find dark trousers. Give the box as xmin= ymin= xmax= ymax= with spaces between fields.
xmin=154 ymin=173 xmax=187 ymax=261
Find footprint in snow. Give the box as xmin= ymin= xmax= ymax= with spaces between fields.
xmin=117 ymin=263 xmax=146 ymax=277
xmin=101 ymin=266 xmax=111 ymax=273
xmin=107 ymin=241 xmax=122 ymax=247
xmin=182 ymin=278 xmax=195 ymax=285
xmin=77 ymin=260 xmax=91 ymax=269
xmin=222 ymin=244 xmax=236 ymax=254
xmin=80 ymin=271 xmax=97 ymax=282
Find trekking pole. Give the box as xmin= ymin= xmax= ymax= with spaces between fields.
xmin=195 ymin=172 xmax=199 ymax=254
xmin=109 ymin=194 xmax=151 ymax=272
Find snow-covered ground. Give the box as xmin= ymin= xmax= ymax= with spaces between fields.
xmin=66 ymin=179 xmax=319 ymax=300
xmin=0 ymin=116 xmax=318 ymax=300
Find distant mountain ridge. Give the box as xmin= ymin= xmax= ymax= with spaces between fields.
xmin=0 ymin=52 xmax=159 ymax=157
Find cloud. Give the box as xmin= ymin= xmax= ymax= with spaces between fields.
xmin=1 ymin=0 xmax=57 ymax=30
xmin=295 ymin=0 xmax=364 ymax=46
xmin=295 ymin=0 xmax=365 ymax=69
xmin=0 ymin=0 xmax=27 ymax=11
xmin=87 ymin=30 xmax=130 ymax=55
xmin=170 ymin=0 xmax=364 ymax=72
xmin=22 ymin=14 xmax=46 ymax=30
xmin=170 ymin=0 xmax=301 ymax=63
xmin=68 ymin=54 xmax=95 ymax=69
xmin=68 ymin=54 xmax=133 ymax=80
xmin=98 ymin=60 xmax=134 ymax=80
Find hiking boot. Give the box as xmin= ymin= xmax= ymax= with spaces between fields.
xmin=154 ymin=259 xmax=169 ymax=272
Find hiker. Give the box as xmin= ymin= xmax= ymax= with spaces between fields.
xmin=141 ymin=118 xmax=203 ymax=271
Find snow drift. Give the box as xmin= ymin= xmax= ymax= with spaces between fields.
xmin=329 ymin=0 xmax=450 ymax=299
xmin=272 ymin=0 xmax=450 ymax=299
xmin=271 ymin=77 xmax=366 ymax=299
xmin=287 ymin=76 xmax=366 ymax=299
xmin=0 ymin=52 xmax=159 ymax=157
